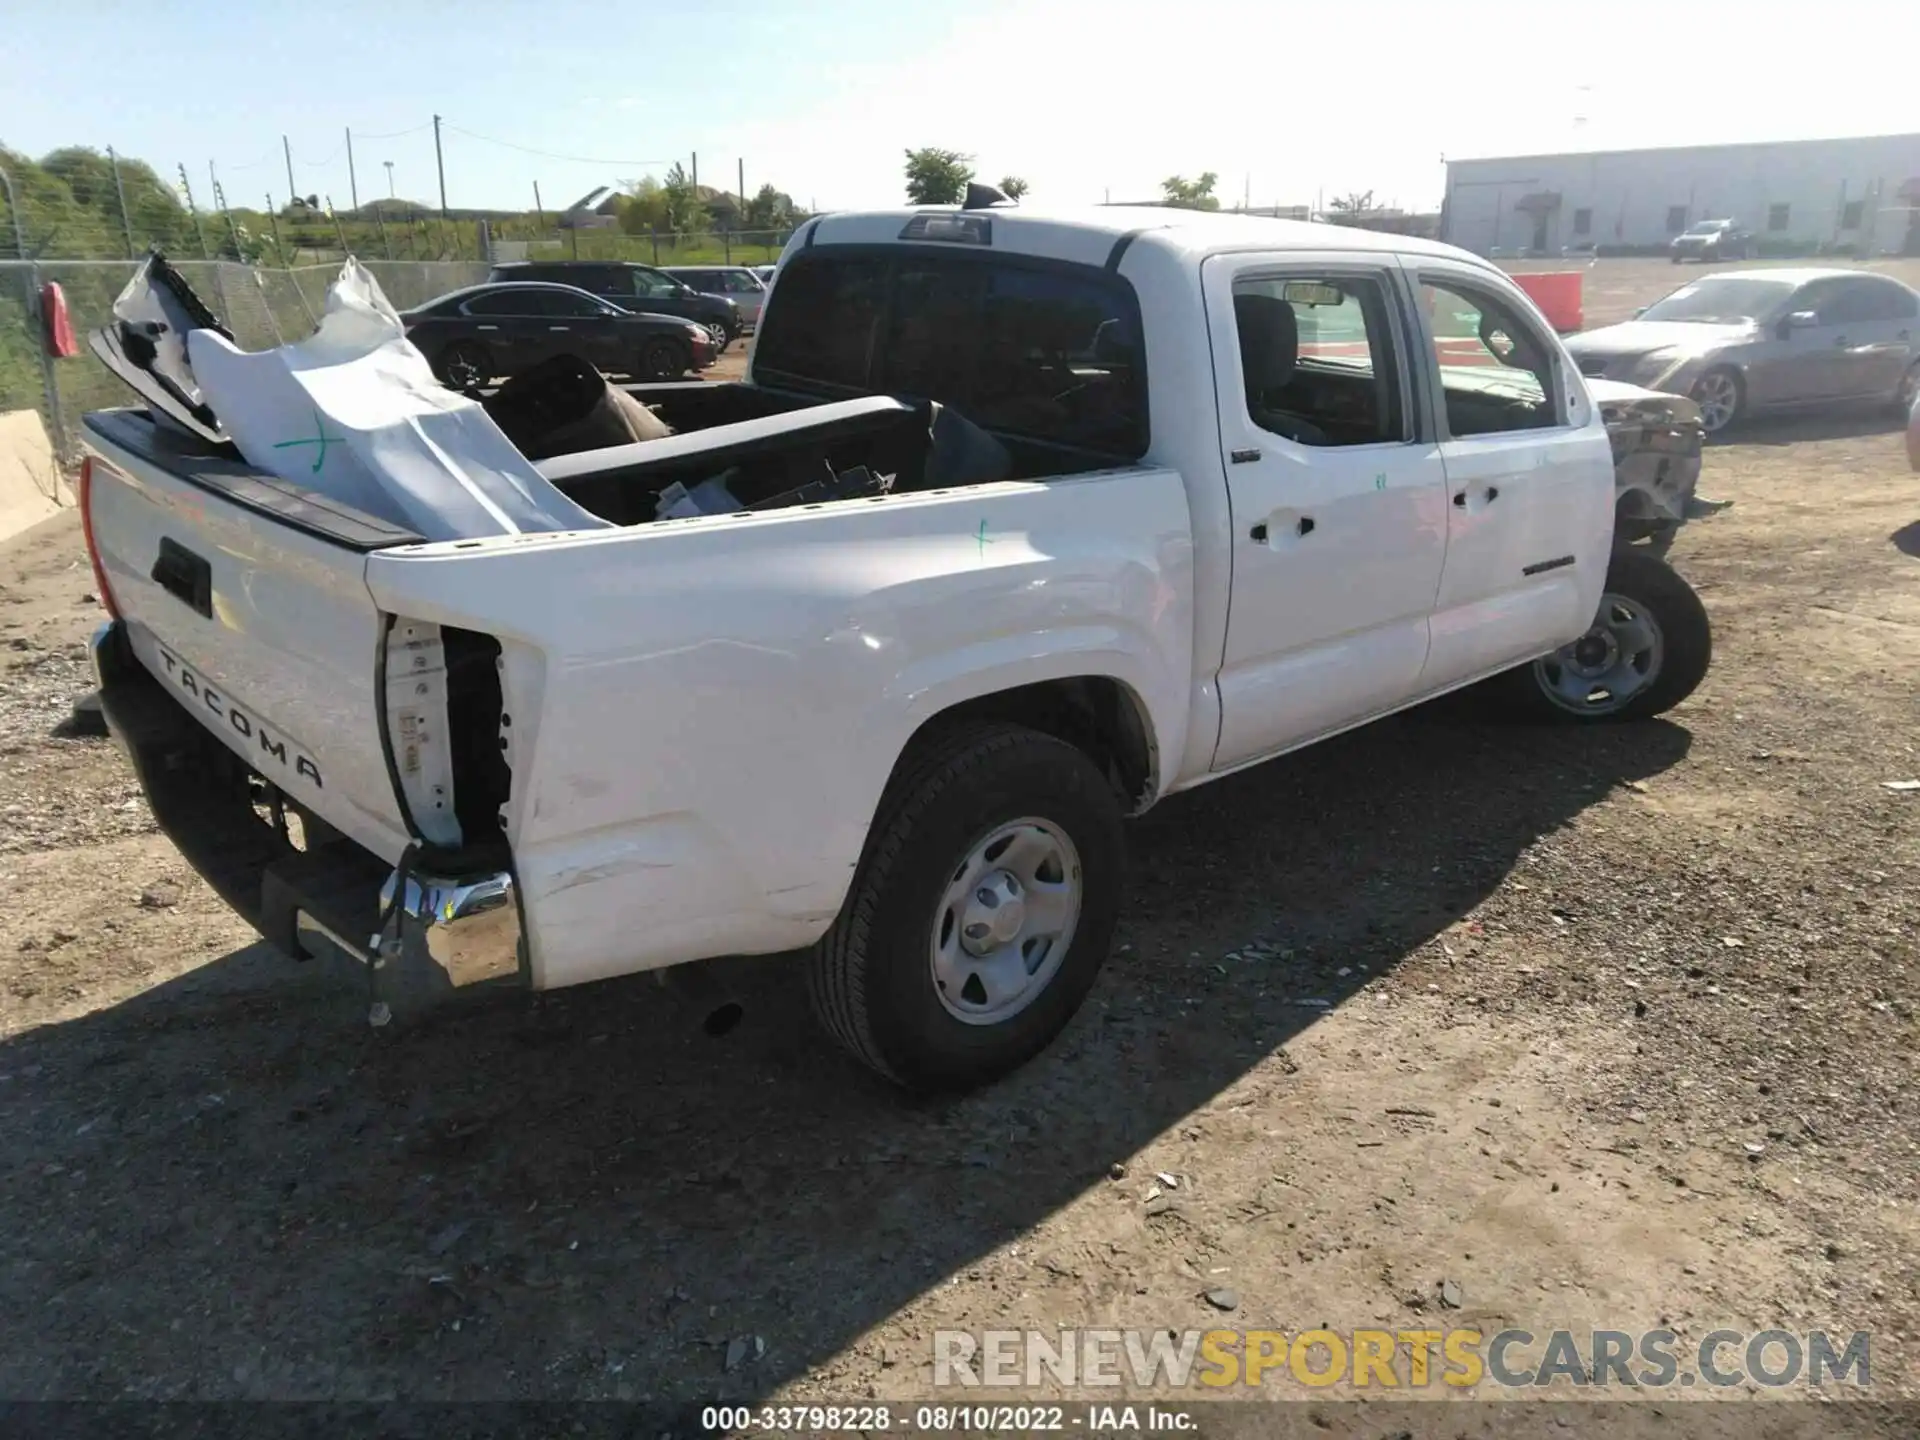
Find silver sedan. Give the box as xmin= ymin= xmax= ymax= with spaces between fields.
xmin=1564 ymin=268 xmax=1920 ymax=435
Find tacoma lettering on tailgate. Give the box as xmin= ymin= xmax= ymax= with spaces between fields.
xmin=155 ymin=644 xmax=324 ymax=789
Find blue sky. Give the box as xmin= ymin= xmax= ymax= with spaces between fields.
xmin=5 ymin=0 xmax=1917 ymax=216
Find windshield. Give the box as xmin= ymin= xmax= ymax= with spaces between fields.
xmin=1639 ymin=277 xmax=1791 ymax=324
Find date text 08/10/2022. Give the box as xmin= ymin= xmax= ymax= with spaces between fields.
xmin=701 ymin=1403 xmax=1196 ymax=1433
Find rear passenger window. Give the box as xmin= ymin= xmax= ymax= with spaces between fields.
xmin=759 ymin=253 xmax=1147 ymax=456
xmin=755 ymin=255 xmax=888 ymax=390
xmin=1231 ymin=275 xmax=1404 ymax=446
xmin=1420 ymin=279 xmax=1560 ymax=436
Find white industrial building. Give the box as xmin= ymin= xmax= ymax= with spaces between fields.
xmin=1442 ymin=133 xmax=1920 ymax=257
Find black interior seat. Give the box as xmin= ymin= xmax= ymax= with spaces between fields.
xmin=1233 ymin=292 xmax=1329 ymax=446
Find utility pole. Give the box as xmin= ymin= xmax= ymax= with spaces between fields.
xmin=738 ymin=157 xmax=745 ymax=212
xmin=107 ymin=146 xmax=136 ymax=258
xmin=691 ymin=152 xmax=698 ymax=191
xmin=266 ymin=193 xmax=285 ymax=261
xmin=384 ymin=160 xmax=395 ymax=199
xmin=532 ymin=181 xmax=544 ymax=225
xmin=346 ymin=127 xmax=359 ymax=212
xmin=283 ymin=135 xmax=296 ymax=207
xmin=432 ymin=114 xmax=449 ymax=218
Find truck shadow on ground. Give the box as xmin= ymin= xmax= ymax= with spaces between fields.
xmin=0 ymin=704 xmax=1691 ymax=1407
xmin=1892 ymin=521 xmax=1920 ymax=559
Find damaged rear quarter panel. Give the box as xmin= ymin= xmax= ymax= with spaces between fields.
xmin=365 ymin=470 xmax=1195 ymax=990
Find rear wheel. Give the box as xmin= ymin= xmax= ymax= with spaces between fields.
xmin=436 ymin=341 xmax=492 ymax=392
xmin=1500 ymin=548 xmax=1712 ymax=723
xmin=1893 ymin=359 xmax=1920 ymax=417
xmin=638 ymin=338 xmax=688 ymax=381
xmin=808 ymin=722 xmax=1125 ymax=1092
xmin=1690 ymin=367 xmax=1743 ymax=436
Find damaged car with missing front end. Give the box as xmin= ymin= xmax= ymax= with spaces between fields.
xmin=77 ymin=206 xmax=1722 ymax=1091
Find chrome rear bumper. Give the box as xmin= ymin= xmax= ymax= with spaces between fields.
xmin=90 ymin=620 xmax=525 ymax=1012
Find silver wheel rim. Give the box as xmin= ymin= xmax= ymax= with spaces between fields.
xmin=1692 ymin=372 xmax=1738 ymax=433
xmin=930 ymin=818 xmax=1082 ymax=1025
xmin=1900 ymin=365 xmax=1919 ymax=411
xmin=1533 ymin=592 xmax=1665 ymax=716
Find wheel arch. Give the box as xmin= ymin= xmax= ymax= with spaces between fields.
xmin=895 ymin=675 xmax=1161 ymax=816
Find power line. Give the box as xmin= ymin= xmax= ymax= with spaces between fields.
xmin=440 ymin=123 xmax=672 ymax=168
xmin=352 ymin=121 xmax=435 ymax=141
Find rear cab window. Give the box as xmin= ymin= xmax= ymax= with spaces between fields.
xmin=755 ymin=249 xmax=1147 ymax=458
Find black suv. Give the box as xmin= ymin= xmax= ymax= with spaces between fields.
xmin=488 ymin=261 xmax=741 ymax=342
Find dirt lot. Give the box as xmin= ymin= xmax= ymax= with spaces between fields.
xmin=1 ymin=259 xmax=1917 ymax=1425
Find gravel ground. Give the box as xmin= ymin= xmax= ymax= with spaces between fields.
xmin=0 ymin=260 xmax=1916 ymax=1427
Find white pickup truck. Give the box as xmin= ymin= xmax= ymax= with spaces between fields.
xmin=79 ymin=203 xmax=1713 ymax=1090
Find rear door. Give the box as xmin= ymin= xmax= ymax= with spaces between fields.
xmin=1406 ymin=258 xmax=1615 ymax=689
xmin=460 ymin=290 xmax=540 ymax=371
xmin=1824 ymin=277 xmax=1917 ymax=399
xmin=1202 ymin=252 xmax=1450 ymax=769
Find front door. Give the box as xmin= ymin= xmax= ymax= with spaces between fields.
xmin=1204 ymin=253 xmax=1450 ymax=770
xmin=1749 ymin=278 xmax=1855 ymax=405
xmin=1406 ymin=259 xmax=1616 ymax=689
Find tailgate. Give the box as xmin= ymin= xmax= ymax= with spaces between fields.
xmin=83 ymin=410 xmax=419 ymax=863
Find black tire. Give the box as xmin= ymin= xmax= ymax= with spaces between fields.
xmin=1893 ymin=359 xmax=1920 ymax=418
xmin=639 ymin=337 xmax=688 ymax=381
xmin=808 ymin=722 xmax=1125 ymax=1092
xmin=1498 ymin=548 xmax=1712 ymax=723
xmin=437 ymin=341 xmax=492 ymax=391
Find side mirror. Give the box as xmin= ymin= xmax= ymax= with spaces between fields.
xmin=1632 ymin=306 xmax=1648 ymax=318
xmin=1779 ymin=310 xmax=1820 ymax=338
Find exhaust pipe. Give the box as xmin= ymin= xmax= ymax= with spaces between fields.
xmin=655 ymin=962 xmax=744 ymax=1038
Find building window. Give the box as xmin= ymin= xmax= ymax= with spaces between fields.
xmin=1841 ymin=200 xmax=1865 ymax=229
xmin=1665 ymin=205 xmax=1688 ymax=234
xmin=1572 ymin=208 xmax=1592 ymax=236
xmin=1768 ymin=203 xmax=1791 ymax=232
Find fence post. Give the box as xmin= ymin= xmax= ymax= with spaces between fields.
xmin=650 ymin=228 xmax=659 ymax=265
xmin=108 ymin=147 xmax=136 ymax=258
xmin=724 ymin=231 xmax=731 ymax=264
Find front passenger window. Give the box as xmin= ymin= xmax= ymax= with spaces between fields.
xmin=1420 ymin=280 xmax=1559 ymax=437
xmin=1231 ymin=275 xmax=1405 ymax=447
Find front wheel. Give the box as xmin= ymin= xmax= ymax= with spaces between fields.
xmin=1690 ymin=367 xmax=1743 ymax=436
xmin=1500 ymin=549 xmax=1712 ymax=723
xmin=808 ymin=722 xmax=1125 ymax=1091
xmin=436 ymin=341 xmax=492 ymax=392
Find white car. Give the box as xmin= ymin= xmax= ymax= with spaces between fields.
xmin=660 ymin=265 xmax=768 ymax=328
xmin=78 ymin=203 xmax=1712 ymax=1090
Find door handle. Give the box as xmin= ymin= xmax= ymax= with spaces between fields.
xmin=152 ymin=537 xmax=212 ymax=619
xmin=477 ymin=324 xmax=500 ymax=332
xmin=1454 ymin=486 xmax=1501 ymax=508
xmin=1250 ymin=514 xmax=1315 ymax=543
xmin=548 ymin=326 xmax=571 ymax=332
xmin=1296 ymin=515 xmax=1316 ymax=536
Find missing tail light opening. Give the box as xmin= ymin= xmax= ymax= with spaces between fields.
xmin=379 ymin=617 xmax=511 ymax=859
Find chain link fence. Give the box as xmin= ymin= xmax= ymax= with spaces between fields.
xmin=1 ymin=258 xmax=490 ymax=463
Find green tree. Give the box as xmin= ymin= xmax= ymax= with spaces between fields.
xmin=998 ymin=175 xmax=1029 ymax=201
xmin=743 ymin=182 xmax=796 ymax=231
xmin=904 ymin=148 xmax=973 ymax=206
xmin=660 ymin=162 xmax=707 ymax=231
xmin=619 ymin=175 xmax=670 ymax=233
xmin=1159 ymin=173 xmax=1220 ymax=211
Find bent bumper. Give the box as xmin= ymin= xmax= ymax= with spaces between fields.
xmin=89 ymin=620 xmax=524 ymax=1006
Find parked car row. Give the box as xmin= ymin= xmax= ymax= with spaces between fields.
xmin=1564 ymin=267 xmax=1920 ymax=435
xmin=400 ymin=282 xmax=721 ymax=389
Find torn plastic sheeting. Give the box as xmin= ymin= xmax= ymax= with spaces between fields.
xmin=187 ymin=259 xmax=611 ymax=540
xmin=87 ymin=252 xmax=231 ymax=443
